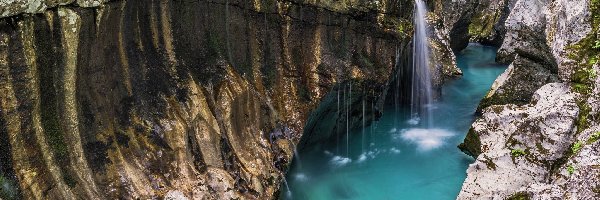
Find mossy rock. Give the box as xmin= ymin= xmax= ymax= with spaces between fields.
xmin=477 ymin=57 xmax=558 ymax=113
xmin=468 ymin=12 xmax=497 ymax=40
xmin=506 ymin=192 xmax=531 ymax=200
xmin=458 ymin=128 xmax=482 ymax=159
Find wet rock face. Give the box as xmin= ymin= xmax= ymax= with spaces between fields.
xmin=0 ymin=0 xmax=406 ymax=199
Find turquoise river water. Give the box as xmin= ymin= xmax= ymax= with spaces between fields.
xmin=281 ymin=44 xmax=508 ymax=200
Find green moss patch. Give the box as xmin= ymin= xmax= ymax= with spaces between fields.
xmin=567 ymin=0 xmax=600 ymax=95
xmin=567 ymin=164 xmax=576 ymax=175
xmin=587 ymin=131 xmax=600 ymax=144
xmin=381 ymin=17 xmax=412 ymax=39
xmin=468 ymin=12 xmax=498 ymax=40
xmin=37 ymin=39 xmax=77 ymax=188
xmin=571 ymin=141 xmax=583 ymax=154
xmin=458 ymin=128 xmax=482 ymax=159
xmin=506 ymin=192 xmax=531 ymax=200
xmin=576 ymin=100 xmax=591 ymax=134
xmin=510 ymin=148 xmax=527 ymax=157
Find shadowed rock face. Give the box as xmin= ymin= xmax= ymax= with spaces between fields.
xmin=0 ymin=0 xmax=414 ymax=199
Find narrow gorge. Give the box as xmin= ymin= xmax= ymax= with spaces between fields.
xmin=0 ymin=0 xmax=597 ymax=199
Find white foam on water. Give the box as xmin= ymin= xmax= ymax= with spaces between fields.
xmin=330 ymin=156 xmax=352 ymax=167
xmin=401 ymin=128 xmax=454 ymax=151
xmin=390 ymin=147 xmax=401 ymax=154
xmin=364 ymin=149 xmax=381 ymax=159
xmin=407 ymin=117 xmax=420 ymax=125
xmin=357 ymin=153 xmax=368 ymax=163
xmin=294 ymin=173 xmax=308 ymax=182
xmin=323 ymin=150 xmax=333 ymax=156
xmin=389 ymin=128 xmax=397 ymax=133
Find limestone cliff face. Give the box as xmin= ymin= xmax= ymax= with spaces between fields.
xmin=431 ymin=0 xmax=515 ymax=52
xmin=0 ymin=0 xmax=413 ymax=199
xmin=458 ymin=0 xmax=600 ymax=199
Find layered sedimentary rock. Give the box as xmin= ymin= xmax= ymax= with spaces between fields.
xmin=0 ymin=0 xmax=415 ymax=199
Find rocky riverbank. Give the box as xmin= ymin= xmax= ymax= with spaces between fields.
xmin=457 ymin=0 xmax=600 ymax=199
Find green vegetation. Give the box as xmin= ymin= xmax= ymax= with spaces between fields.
xmin=458 ymin=128 xmax=482 ymax=158
xmin=382 ymin=17 xmax=412 ymax=39
xmin=571 ymin=141 xmax=583 ymax=154
xmin=468 ymin=12 xmax=498 ymax=39
xmin=588 ymin=131 xmax=600 ymax=144
xmin=567 ymin=0 xmax=600 ymax=95
xmin=571 ymin=68 xmax=597 ymax=94
xmin=510 ymin=148 xmax=527 ymax=157
xmin=575 ymin=100 xmax=592 ymax=134
xmin=37 ymin=39 xmax=77 ymax=188
xmin=506 ymin=191 xmax=531 ymax=200
xmin=567 ymin=165 xmax=576 ymax=175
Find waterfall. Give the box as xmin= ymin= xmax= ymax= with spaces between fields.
xmin=282 ymin=175 xmax=292 ymax=198
xmin=411 ymin=0 xmax=433 ymax=128
xmin=291 ymin=142 xmax=302 ymax=170
xmin=344 ymin=84 xmax=348 ymax=157
xmin=337 ymin=88 xmax=340 ymax=154
xmin=347 ymin=83 xmax=352 ymax=157
xmin=362 ymin=99 xmax=366 ymax=153
xmin=371 ymin=98 xmax=375 ymax=149
xmin=394 ymin=47 xmax=400 ymax=129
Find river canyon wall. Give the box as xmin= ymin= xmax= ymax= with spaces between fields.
xmin=1 ymin=0 xmax=598 ymax=199
xmin=455 ymin=0 xmax=600 ymax=199
xmin=0 ymin=0 xmax=419 ymax=199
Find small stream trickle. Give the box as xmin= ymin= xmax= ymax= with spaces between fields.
xmin=281 ymin=44 xmax=507 ymax=199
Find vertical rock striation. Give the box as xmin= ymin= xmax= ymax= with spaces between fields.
xmin=0 ymin=0 xmax=417 ymax=199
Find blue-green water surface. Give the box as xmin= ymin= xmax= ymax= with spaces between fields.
xmin=282 ymin=44 xmax=507 ymax=200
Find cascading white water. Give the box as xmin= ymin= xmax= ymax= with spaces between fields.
xmin=362 ymin=99 xmax=366 ymax=153
xmin=347 ymin=83 xmax=351 ymax=157
xmin=291 ymin=143 xmax=302 ymax=170
xmin=411 ymin=0 xmax=434 ymax=128
xmin=337 ymin=88 xmax=340 ymax=154
xmin=394 ymin=47 xmax=401 ymax=129
xmin=281 ymin=175 xmax=292 ymax=198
